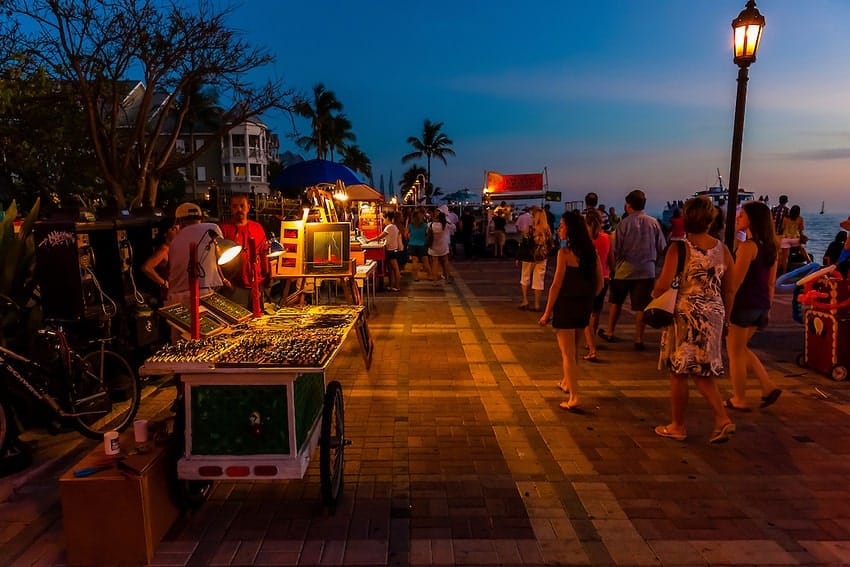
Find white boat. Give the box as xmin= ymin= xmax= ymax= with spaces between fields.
xmin=661 ymin=170 xmax=756 ymax=227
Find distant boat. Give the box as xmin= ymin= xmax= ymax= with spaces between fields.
xmin=820 ymin=201 xmax=825 ymax=214
xmin=661 ymin=169 xmax=754 ymax=227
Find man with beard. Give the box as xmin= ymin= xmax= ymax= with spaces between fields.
xmin=219 ymin=193 xmax=269 ymax=310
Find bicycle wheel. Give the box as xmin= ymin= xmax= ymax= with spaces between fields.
xmin=70 ymin=350 xmax=141 ymax=439
xmin=0 ymin=395 xmax=12 ymax=454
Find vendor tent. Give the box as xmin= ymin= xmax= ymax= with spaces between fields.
xmin=271 ymin=159 xmax=362 ymax=190
xmin=345 ymin=183 xmax=384 ymax=201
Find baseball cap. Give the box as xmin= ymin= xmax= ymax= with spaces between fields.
xmin=175 ymin=202 xmax=202 ymax=220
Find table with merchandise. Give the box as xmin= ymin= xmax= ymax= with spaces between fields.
xmin=140 ymin=302 xmax=372 ymax=506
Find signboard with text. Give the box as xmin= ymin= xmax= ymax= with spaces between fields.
xmin=485 ymin=171 xmax=544 ymax=195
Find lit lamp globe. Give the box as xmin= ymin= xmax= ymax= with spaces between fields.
xmin=732 ymin=0 xmax=765 ymax=67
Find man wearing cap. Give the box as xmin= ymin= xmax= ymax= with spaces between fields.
xmin=219 ymin=193 xmax=270 ymax=309
xmin=167 ymin=202 xmax=225 ymax=307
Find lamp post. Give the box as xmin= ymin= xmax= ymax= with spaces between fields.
xmin=415 ymin=173 xmax=426 ymax=205
xmin=724 ymin=0 xmax=765 ymax=250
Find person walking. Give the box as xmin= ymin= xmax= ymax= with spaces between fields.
xmin=406 ymin=208 xmax=432 ymax=281
xmin=516 ymin=208 xmax=552 ymax=311
xmin=725 ymin=201 xmax=782 ymax=411
xmin=653 ymin=196 xmax=736 ymax=444
xmin=778 ymin=205 xmax=809 ymax=273
xmin=582 ymin=209 xmax=611 ymax=362
xmin=540 ymin=211 xmax=603 ymax=412
xmin=771 ymin=194 xmax=790 ymax=235
xmin=491 ymin=211 xmax=507 ymax=257
xmin=599 ymin=189 xmax=666 ymax=350
xmin=427 ymin=210 xmax=453 ymax=282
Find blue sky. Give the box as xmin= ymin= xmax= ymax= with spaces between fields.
xmin=230 ymin=1 xmax=850 ymax=215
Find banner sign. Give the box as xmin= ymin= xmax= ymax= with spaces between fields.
xmin=486 ymin=171 xmax=543 ymax=195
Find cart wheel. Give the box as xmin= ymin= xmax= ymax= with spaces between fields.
xmin=320 ymin=380 xmax=345 ymax=506
xmin=830 ymin=365 xmax=848 ymax=382
xmin=796 ymin=353 xmax=807 ymax=368
xmin=177 ymin=480 xmax=212 ymax=509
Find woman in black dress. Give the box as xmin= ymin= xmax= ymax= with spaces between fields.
xmin=540 ymin=211 xmax=603 ymax=412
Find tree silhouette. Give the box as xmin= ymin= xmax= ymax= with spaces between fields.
xmin=402 ymin=119 xmax=455 ymax=200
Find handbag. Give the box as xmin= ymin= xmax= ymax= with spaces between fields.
xmin=644 ymin=240 xmax=685 ymax=329
xmin=425 ymin=224 xmax=434 ymax=248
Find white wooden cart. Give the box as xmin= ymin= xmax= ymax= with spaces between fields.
xmin=140 ymin=305 xmax=372 ymax=506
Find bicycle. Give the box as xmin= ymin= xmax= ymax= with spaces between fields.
xmin=0 ymin=295 xmax=141 ymax=455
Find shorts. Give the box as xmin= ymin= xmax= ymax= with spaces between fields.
xmin=520 ymin=260 xmax=547 ymax=291
xmin=493 ymin=231 xmax=506 ymax=246
xmin=780 ymin=237 xmax=800 ymax=249
xmin=408 ymin=245 xmax=428 ymax=259
xmin=592 ymin=279 xmax=609 ymax=312
xmin=385 ymin=249 xmax=401 ymax=261
xmin=609 ymin=278 xmax=654 ymax=311
xmin=730 ymin=307 xmax=769 ymax=329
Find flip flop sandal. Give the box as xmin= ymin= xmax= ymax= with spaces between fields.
xmin=654 ymin=424 xmax=687 ymax=441
xmin=760 ymin=389 xmax=782 ymax=408
xmin=583 ymin=353 xmax=599 ymax=362
xmin=709 ymin=422 xmax=736 ymax=444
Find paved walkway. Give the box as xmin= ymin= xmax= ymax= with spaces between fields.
xmin=2 ymin=258 xmax=850 ymax=566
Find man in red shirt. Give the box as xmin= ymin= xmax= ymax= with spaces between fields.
xmin=219 ymin=193 xmax=269 ymax=311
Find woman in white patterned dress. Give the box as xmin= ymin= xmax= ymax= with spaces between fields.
xmin=652 ymin=196 xmax=736 ymax=444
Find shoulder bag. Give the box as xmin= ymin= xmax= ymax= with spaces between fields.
xmin=644 ymin=240 xmax=685 ymax=329
xmin=425 ymin=223 xmax=434 ymax=248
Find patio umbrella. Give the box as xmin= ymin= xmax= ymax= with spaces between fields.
xmin=270 ymin=159 xmax=363 ymax=190
xmin=345 ymin=183 xmax=384 ymax=201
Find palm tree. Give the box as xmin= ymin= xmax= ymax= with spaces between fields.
xmin=402 ymin=119 xmax=455 ymax=199
xmin=326 ymin=114 xmax=356 ymax=161
xmin=341 ymin=145 xmax=372 ymax=180
xmin=400 ymin=164 xmax=427 ymax=204
xmin=294 ymin=83 xmax=343 ymax=160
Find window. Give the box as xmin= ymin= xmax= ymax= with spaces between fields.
xmin=175 ymin=139 xmax=186 ymax=153
xmin=231 ymin=134 xmax=245 ymax=147
xmin=196 ymin=166 xmax=206 ymax=181
xmin=234 ymin=164 xmax=247 ymax=178
xmin=250 ymin=164 xmax=261 ymax=178
xmin=195 ymin=139 xmax=205 ymax=151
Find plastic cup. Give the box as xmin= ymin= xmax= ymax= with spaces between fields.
xmin=133 ymin=419 xmax=149 ymax=444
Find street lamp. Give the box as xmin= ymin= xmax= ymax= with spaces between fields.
xmin=415 ymin=173 xmax=426 ymax=204
xmin=724 ymin=0 xmax=765 ymax=250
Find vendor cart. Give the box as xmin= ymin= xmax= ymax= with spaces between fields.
xmin=794 ymin=265 xmax=850 ymax=381
xmin=140 ymin=304 xmax=371 ymax=506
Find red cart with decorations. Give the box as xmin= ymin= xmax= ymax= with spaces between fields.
xmin=796 ymin=265 xmax=850 ymax=381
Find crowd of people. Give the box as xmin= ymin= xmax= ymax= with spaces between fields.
xmin=517 ymin=189 xmax=789 ymax=444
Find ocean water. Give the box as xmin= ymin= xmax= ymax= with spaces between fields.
xmin=800 ymin=212 xmax=848 ymax=265
xmin=648 ymin=210 xmax=848 ymax=264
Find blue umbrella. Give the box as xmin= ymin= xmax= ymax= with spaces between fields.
xmin=270 ymin=159 xmax=363 ymax=190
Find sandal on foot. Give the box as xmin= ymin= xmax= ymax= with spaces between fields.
xmin=518 ymin=303 xmax=529 ymax=311
xmin=760 ymin=388 xmax=782 ymax=408
xmin=556 ymin=383 xmax=569 ymax=394
xmin=582 ymin=352 xmax=599 ymax=362
xmin=654 ymin=424 xmax=687 ymax=441
xmin=709 ymin=422 xmax=736 ymax=444
xmin=597 ymin=329 xmax=615 ymax=342
xmin=724 ymin=398 xmax=751 ymax=412
xmin=559 ymin=401 xmax=586 ymax=414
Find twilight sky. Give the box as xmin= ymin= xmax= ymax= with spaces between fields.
xmin=229 ymin=0 xmax=850 ymax=214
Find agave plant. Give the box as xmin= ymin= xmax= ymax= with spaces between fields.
xmin=0 ymin=199 xmax=40 ymax=346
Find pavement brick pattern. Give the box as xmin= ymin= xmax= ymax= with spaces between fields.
xmin=2 ymin=258 xmax=850 ymax=566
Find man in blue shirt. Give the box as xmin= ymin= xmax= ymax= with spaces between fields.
xmin=598 ymin=189 xmax=666 ymax=350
